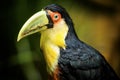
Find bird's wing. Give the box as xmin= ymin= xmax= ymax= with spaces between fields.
xmin=70 ymin=48 xmax=103 ymax=70
xmin=68 ymin=45 xmax=120 ymax=80
xmin=60 ymin=43 xmax=119 ymax=80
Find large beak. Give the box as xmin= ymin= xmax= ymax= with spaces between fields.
xmin=17 ymin=10 xmax=50 ymax=41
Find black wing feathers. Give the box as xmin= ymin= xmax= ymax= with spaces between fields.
xmin=59 ymin=40 xmax=120 ymax=80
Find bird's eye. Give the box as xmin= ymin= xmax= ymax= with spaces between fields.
xmin=54 ymin=14 xmax=59 ymax=20
xmin=47 ymin=10 xmax=61 ymax=23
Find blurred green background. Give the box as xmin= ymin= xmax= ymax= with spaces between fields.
xmin=1 ymin=0 xmax=120 ymax=80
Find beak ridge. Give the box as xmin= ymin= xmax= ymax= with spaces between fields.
xmin=17 ymin=10 xmax=49 ymax=41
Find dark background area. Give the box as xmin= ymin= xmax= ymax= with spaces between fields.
xmin=0 ymin=0 xmax=120 ymax=80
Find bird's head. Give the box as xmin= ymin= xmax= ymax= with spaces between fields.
xmin=17 ymin=4 xmax=73 ymax=42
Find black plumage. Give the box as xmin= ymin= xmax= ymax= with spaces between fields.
xmin=59 ymin=36 xmax=119 ymax=80
xmin=44 ymin=4 xmax=120 ymax=80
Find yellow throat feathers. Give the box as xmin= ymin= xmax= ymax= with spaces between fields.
xmin=40 ymin=19 xmax=68 ymax=73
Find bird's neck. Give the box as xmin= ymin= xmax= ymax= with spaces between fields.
xmin=40 ymin=20 xmax=68 ymax=73
xmin=65 ymin=25 xmax=80 ymax=48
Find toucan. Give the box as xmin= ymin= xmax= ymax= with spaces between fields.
xmin=17 ymin=4 xmax=120 ymax=80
